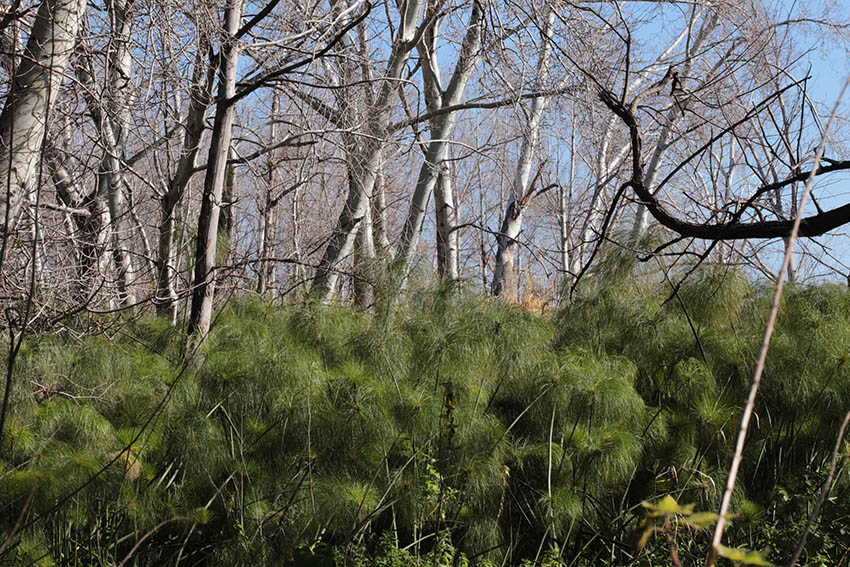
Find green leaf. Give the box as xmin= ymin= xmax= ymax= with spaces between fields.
xmin=191 ymin=507 xmax=212 ymax=525
xmin=717 ymin=544 xmax=774 ymax=566
xmin=683 ymin=512 xmax=720 ymax=529
xmin=641 ymin=495 xmax=694 ymax=516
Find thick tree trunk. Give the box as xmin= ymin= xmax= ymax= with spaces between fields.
xmin=70 ymin=0 xmax=138 ymax=307
xmin=371 ymin=153 xmax=391 ymax=256
xmin=0 ymin=0 xmax=85 ymax=237
xmin=434 ymin=166 xmax=458 ymax=282
xmin=102 ymin=0 xmax=136 ymax=306
xmin=352 ymin=193 xmax=375 ymax=308
xmin=188 ymin=0 xmax=242 ymax=337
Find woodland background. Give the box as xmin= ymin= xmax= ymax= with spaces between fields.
xmin=2 ymin=0 xmax=850 ymax=565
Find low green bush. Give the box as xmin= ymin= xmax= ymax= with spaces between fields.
xmin=0 ymin=266 xmax=848 ymax=565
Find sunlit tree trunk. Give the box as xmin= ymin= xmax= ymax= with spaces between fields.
xmin=371 ymin=154 xmax=391 ymax=256
xmin=72 ymin=0 xmax=139 ymax=307
xmin=353 ymin=193 xmax=375 ymax=308
xmin=311 ymin=0 xmax=423 ymax=302
xmin=156 ymin=32 xmax=215 ymax=321
xmin=0 ymin=0 xmax=85 ymax=237
xmin=102 ymin=0 xmax=137 ymax=306
xmin=492 ymin=9 xmax=554 ymax=297
xmin=434 ymin=166 xmax=458 ymax=282
xmin=188 ymin=0 xmax=243 ymax=337
xmin=395 ymin=0 xmax=484 ymax=278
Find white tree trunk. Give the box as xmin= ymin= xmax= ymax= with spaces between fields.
xmin=416 ymin=2 xmax=460 ymax=284
xmin=492 ymin=9 xmax=554 ymax=297
xmin=156 ymin=31 xmax=214 ymax=320
xmin=102 ymin=0 xmax=137 ymax=306
xmin=0 ymin=0 xmax=85 ymax=236
xmin=371 ymin=149 xmax=391 ymax=256
xmin=395 ymin=0 xmax=484 ymax=276
xmin=311 ymin=0 xmax=423 ymax=302
xmin=434 ymin=166 xmax=458 ymax=281
xmin=188 ymin=0 xmax=243 ymax=337
xmin=353 ymin=194 xmax=376 ymax=308
xmin=70 ymin=0 xmax=139 ymax=307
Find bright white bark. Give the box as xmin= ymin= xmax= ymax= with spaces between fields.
xmin=395 ymin=0 xmax=485 ymax=276
xmin=492 ymin=9 xmax=555 ymax=297
xmin=102 ymin=0 xmax=137 ymax=306
xmin=353 ymin=196 xmax=375 ymax=307
xmin=0 ymin=0 xmax=85 ymax=236
xmin=311 ymin=0 xmax=423 ymax=302
xmin=434 ymin=166 xmax=458 ymax=281
xmin=371 ymin=149 xmax=391 ymax=255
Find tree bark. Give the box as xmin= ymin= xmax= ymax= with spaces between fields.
xmin=352 ymin=192 xmax=375 ymax=308
xmin=395 ymin=0 xmax=484 ymax=279
xmin=434 ymin=166 xmax=458 ymax=281
xmin=492 ymin=9 xmax=554 ymax=297
xmin=188 ymin=0 xmax=243 ymax=337
xmin=156 ymin=31 xmax=215 ymax=320
xmin=0 ymin=0 xmax=85 ymax=238
xmin=311 ymin=0 xmax=424 ymax=302
xmin=101 ymin=0 xmax=137 ymax=306
xmin=559 ymin=116 xmax=576 ymax=298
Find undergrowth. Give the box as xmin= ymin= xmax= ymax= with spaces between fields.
xmin=1 ymin=262 xmax=849 ymax=566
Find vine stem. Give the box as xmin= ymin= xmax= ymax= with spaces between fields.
xmin=705 ymin=77 xmax=850 ymax=567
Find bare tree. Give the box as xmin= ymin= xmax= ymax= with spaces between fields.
xmin=188 ymin=0 xmax=243 ymax=337
xmin=394 ymin=0 xmax=485 ymax=284
xmin=310 ymin=0 xmax=424 ymax=302
xmin=0 ymin=0 xmax=86 ymax=239
xmin=156 ymin=25 xmax=215 ymax=320
xmin=491 ymin=8 xmax=555 ymax=297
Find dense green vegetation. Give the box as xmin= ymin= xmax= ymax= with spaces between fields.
xmin=2 ymin=263 xmax=850 ymax=566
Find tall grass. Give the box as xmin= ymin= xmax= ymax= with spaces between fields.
xmin=1 ymin=267 xmax=849 ymax=565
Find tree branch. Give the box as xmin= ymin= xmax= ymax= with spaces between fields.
xmin=228 ymin=1 xmax=372 ymax=106
xmin=598 ymin=85 xmax=850 ymax=240
xmin=389 ymin=84 xmax=578 ymax=132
